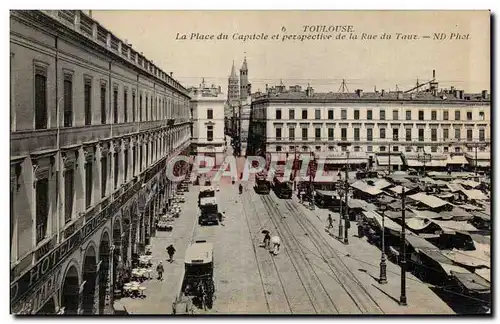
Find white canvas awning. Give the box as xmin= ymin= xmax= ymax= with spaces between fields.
xmin=446 ymin=155 xmax=469 ymax=165
xmin=377 ymin=155 xmax=403 ymax=166
xmin=408 ymin=193 xmax=451 ymax=209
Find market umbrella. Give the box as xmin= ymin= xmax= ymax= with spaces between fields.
xmin=261 ymin=230 xmax=270 ymax=234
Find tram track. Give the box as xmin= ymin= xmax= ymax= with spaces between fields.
xmin=261 ymin=195 xmax=340 ymax=314
xmin=282 ymin=199 xmax=384 ymax=314
xmin=240 ymin=188 xmax=293 ymax=314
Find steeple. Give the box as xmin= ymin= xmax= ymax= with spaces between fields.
xmin=230 ymin=60 xmax=237 ymax=78
xmin=241 ymin=54 xmax=248 ymax=71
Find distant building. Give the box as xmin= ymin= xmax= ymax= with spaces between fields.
xmin=189 ymin=79 xmax=226 ymax=166
xmin=249 ymin=76 xmax=491 ymax=173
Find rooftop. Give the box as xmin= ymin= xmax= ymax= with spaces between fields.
xmin=32 ymin=10 xmax=189 ymax=96
xmin=253 ymin=90 xmax=490 ymax=103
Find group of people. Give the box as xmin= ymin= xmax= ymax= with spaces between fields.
xmin=156 ymin=244 xmax=177 ymax=280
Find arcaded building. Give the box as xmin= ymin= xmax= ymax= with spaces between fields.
xmin=10 ymin=10 xmax=191 ymax=314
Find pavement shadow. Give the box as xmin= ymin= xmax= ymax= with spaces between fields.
xmin=358 ymin=268 xmax=380 ymax=283
xmin=371 ymin=283 xmax=400 ymax=305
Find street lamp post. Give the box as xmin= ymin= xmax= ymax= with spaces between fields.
xmin=344 ymin=151 xmax=350 ymax=245
xmin=338 ymin=186 xmax=343 ymax=240
xmin=400 ymin=187 xmax=408 ymax=306
xmin=379 ymin=203 xmax=388 ymax=284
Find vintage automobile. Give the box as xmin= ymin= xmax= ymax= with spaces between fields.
xmin=178 ymin=240 xmax=215 ymax=311
xmin=198 ymin=186 xmax=216 ymax=206
xmin=199 ymin=197 xmax=219 ymax=225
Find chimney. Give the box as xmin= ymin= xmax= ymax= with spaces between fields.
xmin=458 ymin=90 xmax=464 ymax=99
xmin=170 ymin=72 xmax=173 ymax=77
xmin=432 ymin=69 xmax=436 ymax=79
xmin=355 ymin=89 xmax=363 ymax=97
xmin=381 ymin=89 xmax=385 ymax=97
xmin=450 ymin=86 xmax=455 ymax=93
xmin=482 ymin=90 xmax=488 ymax=99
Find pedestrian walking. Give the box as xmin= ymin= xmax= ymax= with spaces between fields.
xmin=166 ymin=244 xmax=176 ymax=263
xmin=156 ymin=261 xmax=164 ymax=280
xmin=327 ymin=214 xmax=333 ymax=229
xmin=263 ymin=232 xmax=271 ymax=249
xmin=271 ymin=236 xmax=281 ymax=255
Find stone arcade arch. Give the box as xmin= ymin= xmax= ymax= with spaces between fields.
xmin=81 ymin=244 xmax=97 ymax=314
xmin=98 ymin=231 xmax=111 ymax=314
xmin=60 ymin=264 xmax=79 ymax=315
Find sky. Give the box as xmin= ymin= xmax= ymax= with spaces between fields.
xmin=91 ymin=10 xmax=490 ymax=94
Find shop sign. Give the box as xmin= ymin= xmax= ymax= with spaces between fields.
xmin=11 ymin=178 xmax=143 ymax=307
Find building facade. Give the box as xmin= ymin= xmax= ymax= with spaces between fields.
xmin=249 ymin=82 xmax=490 ymax=172
xmin=189 ymin=80 xmax=226 ymax=166
xmin=10 ymin=10 xmax=191 ymax=314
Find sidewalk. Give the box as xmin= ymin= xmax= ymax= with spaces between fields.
xmin=291 ymin=195 xmax=455 ymax=314
xmin=117 ymin=188 xmax=199 ymax=314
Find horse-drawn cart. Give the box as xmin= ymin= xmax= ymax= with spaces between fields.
xmin=174 ymin=240 xmax=215 ymax=312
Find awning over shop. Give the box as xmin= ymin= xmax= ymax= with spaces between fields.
xmin=440 ymin=207 xmax=473 ymax=221
xmin=408 ymin=193 xmax=451 ymax=209
xmin=372 ymin=211 xmax=403 ymax=232
xmin=323 ymin=158 xmax=368 ymax=165
xmin=406 ymin=160 xmax=424 ymax=167
xmin=351 ymin=180 xmax=384 ymax=196
xmin=406 ymin=217 xmax=433 ymax=231
xmin=465 ymin=152 xmax=491 ymax=161
xmin=461 ymin=189 xmax=489 ymax=201
xmin=431 ymin=219 xmax=479 ymax=233
xmin=446 ymin=155 xmax=469 ymax=165
xmin=371 ymin=179 xmax=392 ymax=189
xmin=410 ymin=208 xmax=445 ymax=220
xmin=405 ymin=234 xmax=440 ymax=252
xmin=377 ymin=155 xmax=403 ymax=166
xmin=447 ymin=183 xmax=464 ymax=192
xmin=316 ymin=190 xmax=338 ymax=198
xmin=475 ymin=268 xmax=491 ymax=283
xmin=443 ymin=248 xmax=490 ymax=268
xmin=450 ymin=272 xmax=490 ymax=293
xmin=389 ymin=185 xmax=411 ymax=194
xmin=419 ymin=249 xmax=471 ymax=275
xmin=474 ymin=161 xmax=491 ymax=167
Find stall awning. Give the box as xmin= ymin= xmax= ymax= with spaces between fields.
xmin=450 ymin=272 xmax=490 ymax=293
xmin=431 ymin=219 xmax=479 ymax=233
xmin=351 ymin=180 xmax=384 ymax=196
xmin=446 ymin=155 xmax=469 ymax=165
xmin=461 ymin=189 xmax=488 ymax=201
xmin=377 ymin=155 xmax=403 ymax=166
xmin=408 ymin=193 xmax=451 ymax=209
